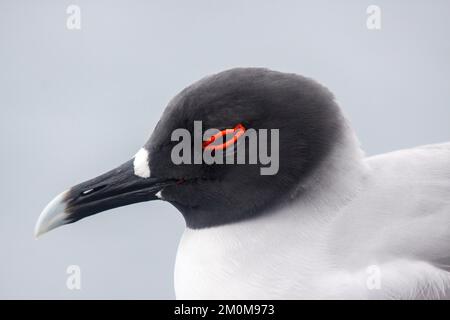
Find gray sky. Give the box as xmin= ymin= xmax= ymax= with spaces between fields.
xmin=1 ymin=0 xmax=449 ymax=299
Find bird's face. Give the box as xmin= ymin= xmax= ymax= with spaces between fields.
xmin=35 ymin=68 xmax=343 ymax=236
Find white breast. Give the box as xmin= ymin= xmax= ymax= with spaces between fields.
xmin=174 ymin=205 xmax=450 ymax=299
xmin=173 ymin=203 xmax=383 ymax=299
xmin=174 ymin=208 xmax=334 ymax=299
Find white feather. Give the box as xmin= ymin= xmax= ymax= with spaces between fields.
xmin=133 ymin=148 xmax=150 ymax=178
xmin=174 ymin=142 xmax=450 ymax=299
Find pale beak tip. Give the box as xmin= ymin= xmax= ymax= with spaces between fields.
xmin=34 ymin=230 xmax=43 ymax=240
xmin=35 ymin=190 xmax=70 ymax=238
xmin=34 ymin=224 xmax=47 ymax=239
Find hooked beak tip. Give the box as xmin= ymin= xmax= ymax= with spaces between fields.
xmin=34 ymin=190 xmax=70 ymax=238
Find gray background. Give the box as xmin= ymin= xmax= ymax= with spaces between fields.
xmin=1 ymin=0 xmax=449 ymax=299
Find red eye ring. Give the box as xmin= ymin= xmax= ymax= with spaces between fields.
xmin=202 ymin=123 xmax=246 ymax=151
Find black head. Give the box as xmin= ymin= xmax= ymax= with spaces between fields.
xmin=146 ymin=68 xmax=345 ymax=228
xmin=35 ymin=68 xmax=347 ymax=236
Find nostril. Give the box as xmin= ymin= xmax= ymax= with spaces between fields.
xmin=82 ymin=189 xmax=94 ymax=195
xmin=80 ymin=185 xmax=107 ymax=197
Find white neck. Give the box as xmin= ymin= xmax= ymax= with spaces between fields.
xmin=288 ymin=117 xmax=369 ymax=218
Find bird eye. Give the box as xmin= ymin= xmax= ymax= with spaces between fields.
xmin=202 ymin=123 xmax=246 ymax=151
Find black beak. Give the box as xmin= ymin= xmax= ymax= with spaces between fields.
xmin=35 ymin=159 xmax=175 ymax=237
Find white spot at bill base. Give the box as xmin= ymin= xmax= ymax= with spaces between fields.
xmin=133 ymin=148 xmax=151 ymax=178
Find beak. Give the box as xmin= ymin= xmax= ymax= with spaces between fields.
xmin=34 ymin=159 xmax=175 ymax=238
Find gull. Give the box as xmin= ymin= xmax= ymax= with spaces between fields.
xmin=35 ymin=68 xmax=450 ymax=299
